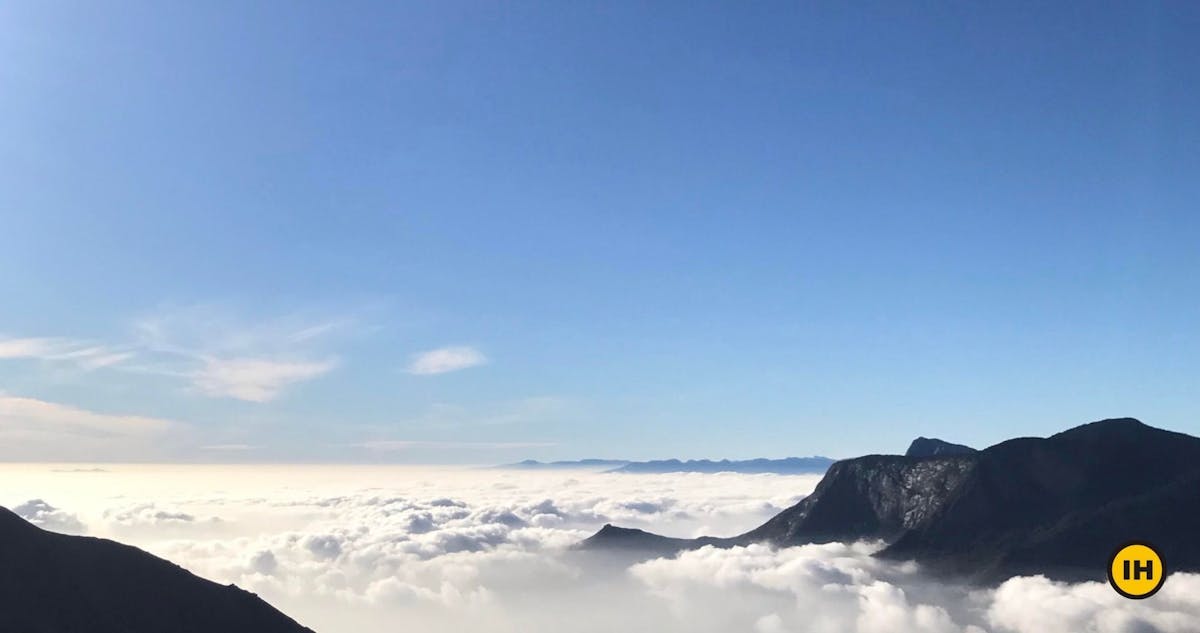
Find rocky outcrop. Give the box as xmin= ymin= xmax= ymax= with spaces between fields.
xmin=904 ymin=437 xmax=976 ymax=458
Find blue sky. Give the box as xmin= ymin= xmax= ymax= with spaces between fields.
xmin=0 ymin=2 xmax=1198 ymax=462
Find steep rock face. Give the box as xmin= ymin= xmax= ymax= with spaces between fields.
xmin=740 ymin=454 xmax=975 ymax=545
xmin=904 ymin=437 xmax=976 ymax=458
xmin=0 ymin=507 xmax=313 ymax=633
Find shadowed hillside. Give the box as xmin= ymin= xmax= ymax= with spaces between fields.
xmin=0 ymin=507 xmax=313 ymax=633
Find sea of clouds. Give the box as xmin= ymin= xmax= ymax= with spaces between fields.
xmin=4 ymin=464 xmax=1199 ymax=633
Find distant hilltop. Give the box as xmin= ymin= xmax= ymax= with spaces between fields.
xmin=497 ymin=456 xmax=834 ymax=475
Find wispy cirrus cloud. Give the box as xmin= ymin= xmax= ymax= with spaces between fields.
xmin=406 ymin=346 xmax=488 ymax=375
xmin=191 ymin=357 xmax=338 ymax=402
xmin=0 ymin=337 xmax=62 ymax=358
xmin=0 ymin=306 xmax=353 ymax=403
xmin=0 ymin=394 xmax=175 ymax=437
xmin=129 ymin=306 xmax=352 ymax=401
xmin=0 ymin=336 xmax=134 ymax=370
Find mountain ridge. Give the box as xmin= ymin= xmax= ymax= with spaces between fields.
xmin=498 ymin=456 xmax=834 ymax=474
xmin=611 ymin=456 xmax=833 ymax=474
xmin=579 ymin=418 xmax=1200 ymax=583
xmin=0 ymin=506 xmax=313 ymax=633
xmin=495 ymin=459 xmax=631 ymax=470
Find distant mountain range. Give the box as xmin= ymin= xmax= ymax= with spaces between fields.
xmin=611 ymin=457 xmax=834 ymax=474
xmin=0 ymin=506 xmax=312 ymax=633
xmin=499 ymin=459 xmax=633 ymax=470
xmin=499 ymin=456 xmax=835 ymax=474
xmin=580 ymin=418 xmax=1200 ymax=583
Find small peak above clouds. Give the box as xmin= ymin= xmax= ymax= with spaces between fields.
xmin=12 ymin=499 xmax=86 ymax=535
xmin=904 ymin=437 xmax=976 ymax=458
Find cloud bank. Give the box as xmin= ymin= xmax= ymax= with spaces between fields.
xmin=5 ymin=466 xmax=1197 ymax=633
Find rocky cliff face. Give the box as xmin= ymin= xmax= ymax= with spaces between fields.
xmin=0 ymin=507 xmax=313 ymax=633
xmin=739 ymin=454 xmax=975 ymax=545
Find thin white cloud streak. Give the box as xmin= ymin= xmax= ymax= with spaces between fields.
xmin=406 ymin=346 xmax=488 ymax=375
xmin=132 ymin=306 xmax=351 ymax=401
xmin=0 ymin=307 xmax=355 ymax=402
xmin=0 ymin=395 xmax=175 ymax=437
xmin=0 ymin=337 xmax=133 ymax=369
xmin=0 ymin=395 xmax=185 ymax=461
xmin=0 ymin=337 xmax=61 ymax=358
xmin=191 ymin=357 xmax=338 ymax=402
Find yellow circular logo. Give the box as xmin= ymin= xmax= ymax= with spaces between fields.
xmin=1108 ymin=542 xmax=1165 ymax=599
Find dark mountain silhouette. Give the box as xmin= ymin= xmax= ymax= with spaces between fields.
xmin=578 ymin=524 xmax=728 ymax=553
xmin=580 ymin=418 xmax=1200 ymax=582
xmin=610 ymin=456 xmax=833 ymax=474
xmin=880 ymin=418 xmax=1200 ymax=580
xmin=0 ymin=507 xmax=313 ymax=633
xmin=904 ymin=437 xmax=976 ymax=457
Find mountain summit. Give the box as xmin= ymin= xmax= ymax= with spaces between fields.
xmin=0 ymin=507 xmax=312 ymax=633
xmin=580 ymin=418 xmax=1200 ymax=582
xmin=904 ymin=437 xmax=976 ymax=457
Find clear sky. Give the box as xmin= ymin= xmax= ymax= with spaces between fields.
xmin=1 ymin=2 xmax=1198 ymax=463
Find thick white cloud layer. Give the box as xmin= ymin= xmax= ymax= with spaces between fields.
xmin=2 ymin=465 xmax=1195 ymax=633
